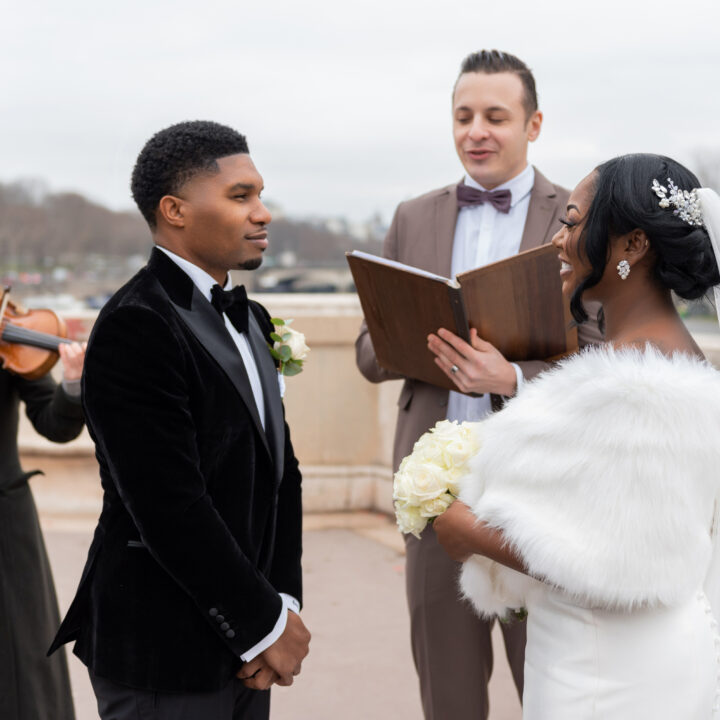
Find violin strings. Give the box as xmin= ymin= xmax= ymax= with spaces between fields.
xmin=1 ymin=322 xmax=71 ymax=351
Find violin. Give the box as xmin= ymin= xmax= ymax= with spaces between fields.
xmin=0 ymin=287 xmax=73 ymax=380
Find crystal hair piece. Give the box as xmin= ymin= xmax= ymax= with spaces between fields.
xmin=651 ymin=178 xmax=704 ymax=227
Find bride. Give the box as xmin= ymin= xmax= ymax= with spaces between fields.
xmin=430 ymin=153 xmax=720 ymax=719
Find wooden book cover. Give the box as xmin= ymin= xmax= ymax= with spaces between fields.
xmin=348 ymin=244 xmax=577 ymax=392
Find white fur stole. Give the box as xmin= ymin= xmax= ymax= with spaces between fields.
xmin=459 ymin=345 xmax=720 ymax=617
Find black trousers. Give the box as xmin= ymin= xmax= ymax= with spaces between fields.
xmin=89 ymin=670 xmax=270 ymax=720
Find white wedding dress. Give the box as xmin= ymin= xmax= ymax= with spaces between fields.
xmin=522 ymin=588 xmax=718 ymax=719
xmin=458 ymin=347 xmax=720 ymax=719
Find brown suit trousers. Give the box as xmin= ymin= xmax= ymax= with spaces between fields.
xmin=356 ymin=170 xmax=603 ymax=719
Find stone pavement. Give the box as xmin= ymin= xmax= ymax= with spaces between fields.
xmin=32 ymin=457 xmax=522 ymax=720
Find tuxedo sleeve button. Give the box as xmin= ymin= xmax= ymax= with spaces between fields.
xmin=226 ymin=630 xmax=235 ymax=639
xmin=220 ymin=622 xmax=230 ymax=631
xmin=209 ymin=608 xmax=218 ymax=617
xmin=216 ymin=615 xmax=225 ymax=623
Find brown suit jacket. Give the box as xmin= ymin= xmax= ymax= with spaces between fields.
xmin=356 ymin=168 xmax=603 ymax=471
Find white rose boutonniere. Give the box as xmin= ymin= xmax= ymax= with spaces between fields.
xmin=269 ymin=318 xmax=309 ymax=376
xmin=393 ymin=420 xmax=482 ymax=538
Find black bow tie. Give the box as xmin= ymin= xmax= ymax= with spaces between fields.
xmin=211 ymin=284 xmax=249 ymax=334
xmin=456 ymin=184 xmax=512 ymax=213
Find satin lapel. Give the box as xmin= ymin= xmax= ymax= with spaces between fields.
xmin=169 ymin=287 xmax=271 ymax=458
xmin=246 ymin=312 xmax=285 ymax=483
xmin=434 ymin=185 xmax=460 ymax=276
xmin=519 ymin=169 xmax=560 ymax=252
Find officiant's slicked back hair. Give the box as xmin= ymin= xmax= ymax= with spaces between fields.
xmin=456 ymin=50 xmax=538 ymax=120
xmin=131 ymin=121 xmax=249 ymax=229
xmin=571 ymin=153 xmax=720 ymax=324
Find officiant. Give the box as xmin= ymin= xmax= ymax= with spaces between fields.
xmin=356 ymin=49 xmax=602 ymax=720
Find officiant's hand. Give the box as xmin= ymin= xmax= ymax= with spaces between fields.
xmin=258 ymin=610 xmax=311 ymax=686
xmin=428 ymin=328 xmax=517 ymax=396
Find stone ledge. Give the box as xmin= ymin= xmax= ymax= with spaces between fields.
xmin=301 ymin=465 xmax=393 ymax=514
xmin=26 ymin=455 xmax=395 ymax=517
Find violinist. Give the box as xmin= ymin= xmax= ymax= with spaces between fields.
xmin=0 ymin=338 xmax=86 ymax=720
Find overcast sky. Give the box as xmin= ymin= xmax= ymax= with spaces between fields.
xmin=3 ymin=0 xmax=720 ymax=224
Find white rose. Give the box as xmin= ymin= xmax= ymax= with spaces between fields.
xmin=419 ymin=491 xmax=454 ymax=518
xmin=429 ymin=419 xmax=462 ymax=441
xmin=275 ymin=325 xmax=310 ymax=361
xmin=445 ymin=469 xmax=465 ymax=498
xmin=442 ymin=435 xmax=478 ymax=471
xmin=395 ymin=503 xmax=428 ymax=538
xmin=396 ymin=458 xmax=449 ymax=506
xmin=411 ymin=433 xmax=446 ymax=467
xmin=393 ymin=468 xmax=413 ymax=505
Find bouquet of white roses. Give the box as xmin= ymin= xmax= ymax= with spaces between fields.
xmin=269 ymin=318 xmax=310 ymax=376
xmin=393 ymin=419 xmax=482 ymax=538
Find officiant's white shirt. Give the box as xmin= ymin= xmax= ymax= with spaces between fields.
xmin=157 ymin=245 xmax=299 ymax=662
xmin=446 ymin=164 xmax=534 ymax=422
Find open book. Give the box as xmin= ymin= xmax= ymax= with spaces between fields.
xmin=347 ymin=244 xmax=577 ymax=392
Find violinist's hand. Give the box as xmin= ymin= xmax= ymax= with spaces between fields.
xmin=427 ymin=328 xmax=517 ymax=396
xmin=58 ymin=342 xmax=87 ymax=382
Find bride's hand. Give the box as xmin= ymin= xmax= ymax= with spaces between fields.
xmin=436 ymin=501 xmax=528 ymax=574
xmin=434 ymin=500 xmax=480 ymax=563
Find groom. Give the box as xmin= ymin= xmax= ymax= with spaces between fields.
xmin=49 ymin=121 xmax=309 ymax=719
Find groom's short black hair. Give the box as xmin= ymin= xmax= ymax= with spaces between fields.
xmin=131 ymin=120 xmax=249 ymax=229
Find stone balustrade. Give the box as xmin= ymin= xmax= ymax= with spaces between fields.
xmin=17 ymin=295 xmax=720 ymax=516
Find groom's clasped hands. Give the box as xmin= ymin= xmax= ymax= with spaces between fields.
xmin=237 ymin=611 xmax=311 ymax=690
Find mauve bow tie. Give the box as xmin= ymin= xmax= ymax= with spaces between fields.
xmin=456 ymin=184 xmax=512 ymax=213
xmin=211 ymin=284 xmax=249 ymax=334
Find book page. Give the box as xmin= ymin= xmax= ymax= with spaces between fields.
xmin=347 ymin=251 xmax=459 ymax=288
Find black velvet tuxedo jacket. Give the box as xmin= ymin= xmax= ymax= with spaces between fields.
xmin=49 ymin=248 xmax=303 ymax=693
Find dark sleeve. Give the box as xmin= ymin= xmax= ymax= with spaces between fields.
xmin=84 ymin=305 xmax=283 ymax=655
xmin=15 ymin=372 xmax=84 ymax=443
xmin=355 ymin=204 xmax=405 ymax=384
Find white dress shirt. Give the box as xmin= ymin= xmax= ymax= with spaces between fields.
xmin=156 ymin=246 xmax=299 ymax=661
xmin=446 ymin=164 xmax=534 ymax=423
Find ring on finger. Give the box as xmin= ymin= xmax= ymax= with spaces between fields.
xmin=450 ymin=364 xmax=459 ymax=374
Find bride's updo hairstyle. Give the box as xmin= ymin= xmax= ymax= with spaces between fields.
xmin=570 ymin=153 xmax=720 ymax=324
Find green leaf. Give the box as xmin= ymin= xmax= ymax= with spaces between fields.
xmin=270 ymin=332 xmax=283 ymax=343
xmin=281 ymin=332 xmax=292 ymax=342
xmin=282 ymin=360 xmax=303 ymax=376
xmin=279 ymin=345 xmax=292 ymax=362
xmin=270 ymin=317 xmax=285 ymax=326
xmin=269 ymin=348 xmax=282 ymax=361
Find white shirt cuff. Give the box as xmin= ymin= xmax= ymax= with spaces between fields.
xmin=510 ymin=363 xmax=525 ymax=396
xmin=240 ymin=593 xmax=300 ymax=662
